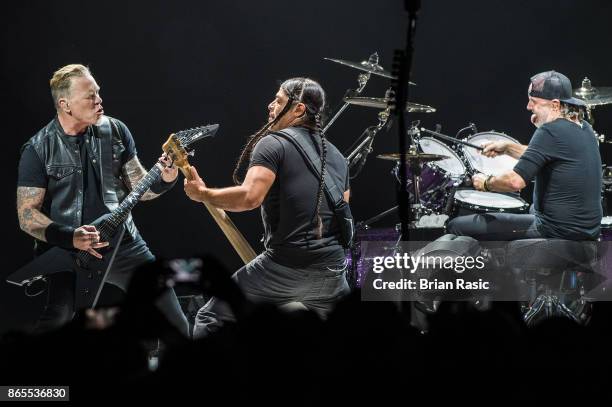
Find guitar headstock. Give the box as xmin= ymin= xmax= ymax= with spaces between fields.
xmin=162 ymin=124 xmax=219 ymax=180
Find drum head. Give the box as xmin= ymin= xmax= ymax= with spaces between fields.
xmin=602 ymin=216 xmax=612 ymax=228
xmin=462 ymin=132 xmax=519 ymax=176
xmin=454 ymin=190 xmax=526 ymax=209
xmin=418 ymin=137 xmax=465 ymax=176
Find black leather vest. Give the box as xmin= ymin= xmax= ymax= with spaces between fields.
xmin=23 ymin=116 xmax=139 ymax=248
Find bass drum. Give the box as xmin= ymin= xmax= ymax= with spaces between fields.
xmin=601 ymin=216 xmax=612 ymax=241
xmin=347 ymin=226 xmax=400 ymax=288
xmin=461 ymin=132 xmax=519 ymax=176
xmin=599 ymin=217 xmax=612 ymax=297
xmin=449 ymin=189 xmax=529 ymax=218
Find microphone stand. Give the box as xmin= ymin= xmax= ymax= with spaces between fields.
xmin=395 ymin=0 xmax=421 ymax=242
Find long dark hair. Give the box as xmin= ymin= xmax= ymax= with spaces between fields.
xmin=233 ymin=77 xmax=328 ymax=238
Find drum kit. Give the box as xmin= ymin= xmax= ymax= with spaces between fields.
xmin=324 ymin=53 xmax=612 ymax=287
xmin=325 ymin=52 xmax=530 ymax=233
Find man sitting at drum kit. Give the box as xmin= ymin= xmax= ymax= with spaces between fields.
xmin=447 ymin=70 xmax=602 ymax=241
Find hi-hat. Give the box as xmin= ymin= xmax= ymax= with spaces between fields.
xmin=377 ymin=152 xmax=448 ymax=162
xmin=325 ymin=57 xmax=416 ymax=85
xmin=344 ymin=96 xmax=436 ymax=113
xmin=574 ymin=77 xmax=612 ymax=106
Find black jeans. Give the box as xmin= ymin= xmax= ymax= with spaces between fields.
xmin=446 ymin=211 xmax=543 ymax=241
xmin=193 ymin=252 xmax=350 ymax=338
xmin=34 ymin=239 xmax=189 ymax=337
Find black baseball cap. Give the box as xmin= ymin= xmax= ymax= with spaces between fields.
xmin=529 ymin=70 xmax=585 ymax=107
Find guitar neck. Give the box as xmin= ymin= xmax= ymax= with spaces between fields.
xmin=177 ymin=163 xmax=257 ymax=264
xmin=106 ymin=164 xmax=163 ymax=230
xmin=74 ymin=164 xmax=162 ymax=268
xmin=202 ymin=202 xmax=257 ymax=264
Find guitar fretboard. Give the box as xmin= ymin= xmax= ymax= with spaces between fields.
xmin=110 ymin=164 xmax=163 ymax=228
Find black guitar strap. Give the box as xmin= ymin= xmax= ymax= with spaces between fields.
xmin=276 ymin=128 xmax=354 ymax=248
xmin=276 ymin=129 xmax=345 ymax=207
xmin=94 ymin=116 xmax=121 ymax=210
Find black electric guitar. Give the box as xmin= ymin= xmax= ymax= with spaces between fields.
xmin=7 ymin=124 xmax=219 ymax=310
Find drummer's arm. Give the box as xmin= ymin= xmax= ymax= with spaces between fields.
xmin=504 ymin=143 xmax=528 ymax=159
xmin=482 ymin=171 xmax=526 ymax=193
xmin=483 ymin=141 xmax=527 ymax=159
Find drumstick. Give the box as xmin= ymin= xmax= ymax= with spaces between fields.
xmin=420 ymin=128 xmax=485 ymax=151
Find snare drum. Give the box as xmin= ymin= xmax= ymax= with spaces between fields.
xmin=450 ymin=189 xmax=529 ymax=217
xmin=462 ymin=132 xmax=519 ymax=176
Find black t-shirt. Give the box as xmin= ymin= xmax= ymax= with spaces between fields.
xmin=513 ymin=118 xmax=602 ymax=240
xmin=249 ymin=126 xmax=350 ymax=268
xmin=17 ymin=119 xmax=137 ymax=225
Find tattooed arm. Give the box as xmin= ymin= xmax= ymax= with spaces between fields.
xmin=122 ymin=156 xmax=161 ymax=201
xmin=16 ymin=186 xmax=52 ymax=241
xmin=16 ymin=187 xmax=110 ymax=255
xmin=122 ymin=154 xmax=178 ymax=201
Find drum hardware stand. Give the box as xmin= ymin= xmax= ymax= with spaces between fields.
xmin=346 ymin=106 xmax=391 ymax=178
xmin=322 ymin=52 xmax=379 ymax=135
xmin=455 ymin=122 xmax=478 ymax=138
xmin=357 ymin=205 xmax=399 ymax=230
xmin=353 ymin=125 xmax=427 ymax=230
xmin=397 ymin=122 xmax=428 ymax=226
xmin=407 ymin=144 xmax=426 ymax=227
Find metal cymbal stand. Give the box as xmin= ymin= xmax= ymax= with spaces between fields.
xmin=322 ymin=52 xmax=380 ymax=135
xmin=346 ymin=107 xmax=391 ymax=178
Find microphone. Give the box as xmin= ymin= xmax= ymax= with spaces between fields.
xmin=470 ymin=122 xmax=478 ymax=134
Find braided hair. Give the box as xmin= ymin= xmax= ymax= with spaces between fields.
xmin=313 ymin=111 xmax=327 ymax=239
xmin=232 ymin=97 xmax=294 ymax=184
xmin=233 ymin=77 xmax=328 ymax=238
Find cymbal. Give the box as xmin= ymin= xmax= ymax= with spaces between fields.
xmin=377 ymin=152 xmax=449 ymax=162
xmin=325 ymin=57 xmax=416 ymax=85
xmin=344 ymin=96 xmax=436 ymax=113
xmin=574 ymin=77 xmax=612 ymax=106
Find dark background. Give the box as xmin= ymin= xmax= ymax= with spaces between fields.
xmin=2 ymin=0 xmax=612 ymax=332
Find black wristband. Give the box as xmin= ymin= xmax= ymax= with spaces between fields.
xmin=45 ymin=222 xmax=75 ymax=249
xmin=150 ymin=176 xmax=177 ymax=194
